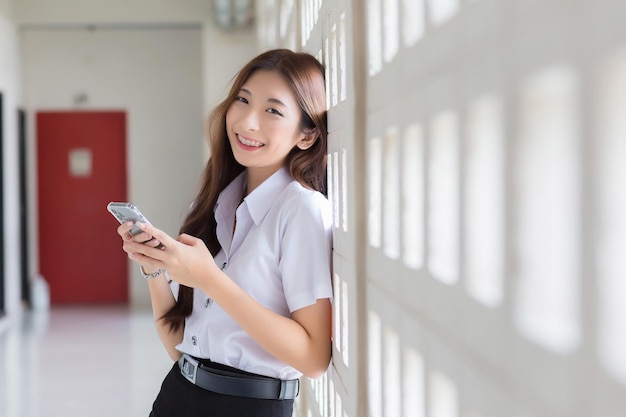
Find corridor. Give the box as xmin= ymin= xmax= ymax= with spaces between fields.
xmin=0 ymin=307 xmax=172 ymax=417
xmin=2 ymin=1 xmax=626 ymax=416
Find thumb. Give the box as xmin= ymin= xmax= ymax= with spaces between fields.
xmin=177 ymin=233 xmax=199 ymax=246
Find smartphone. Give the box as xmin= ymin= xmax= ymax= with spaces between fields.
xmin=107 ymin=202 xmax=151 ymax=236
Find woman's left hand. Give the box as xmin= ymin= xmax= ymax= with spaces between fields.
xmin=123 ymin=222 xmax=219 ymax=291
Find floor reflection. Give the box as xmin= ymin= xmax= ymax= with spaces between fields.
xmin=0 ymin=306 xmax=172 ymax=417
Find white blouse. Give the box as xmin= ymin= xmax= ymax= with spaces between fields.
xmin=172 ymin=167 xmax=333 ymax=380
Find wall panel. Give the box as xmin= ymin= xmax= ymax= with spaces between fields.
xmin=256 ymin=1 xmax=626 ymax=416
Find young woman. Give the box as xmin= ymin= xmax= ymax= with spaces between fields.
xmin=117 ymin=49 xmax=332 ymax=417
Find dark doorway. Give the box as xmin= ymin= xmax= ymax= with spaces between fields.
xmin=0 ymin=93 xmax=5 ymax=316
xmin=19 ymin=109 xmax=30 ymax=307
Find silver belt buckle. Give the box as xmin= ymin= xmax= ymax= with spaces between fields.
xmin=179 ymin=354 xmax=199 ymax=384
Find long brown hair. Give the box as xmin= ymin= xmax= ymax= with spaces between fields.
xmin=161 ymin=49 xmax=328 ymax=331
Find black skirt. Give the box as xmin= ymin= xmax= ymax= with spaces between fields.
xmin=149 ymin=361 xmax=295 ymax=417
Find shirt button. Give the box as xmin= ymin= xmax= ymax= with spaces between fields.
xmin=205 ymin=298 xmax=212 ymax=308
xmin=191 ymin=336 xmax=197 ymax=346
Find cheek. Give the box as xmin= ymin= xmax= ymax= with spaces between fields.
xmin=274 ymin=120 xmax=302 ymax=141
xmin=225 ymin=108 xmax=235 ymax=130
xmin=224 ymin=112 xmax=238 ymax=146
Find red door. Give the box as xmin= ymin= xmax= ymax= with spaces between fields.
xmin=38 ymin=111 xmax=128 ymax=304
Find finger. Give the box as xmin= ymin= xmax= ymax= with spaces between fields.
xmin=124 ymin=239 xmax=167 ymax=262
xmin=128 ymin=251 xmax=165 ymax=271
xmin=117 ymin=222 xmax=136 ymax=241
xmin=137 ymin=232 xmax=157 ymax=243
xmin=142 ymin=237 xmax=165 ymax=249
xmin=118 ymin=222 xmax=152 ymax=241
xmin=136 ymin=223 xmax=175 ymax=247
xmin=134 ymin=224 xmax=175 ymax=258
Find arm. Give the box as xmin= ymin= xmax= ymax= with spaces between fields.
xmin=146 ymin=275 xmax=184 ymax=361
xmin=126 ymin=223 xmax=332 ymax=378
xmin=200 ymin=268 xmax=332 ymax=378
xmin=118 ymin=222 xmax=183 ymax=361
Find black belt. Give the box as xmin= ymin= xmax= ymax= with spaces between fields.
xmin=178 ymin=354 xmax=299 ymax=400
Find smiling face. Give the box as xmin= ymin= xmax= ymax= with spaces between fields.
xmin=225 ymin=69 xmax=316 ymax=190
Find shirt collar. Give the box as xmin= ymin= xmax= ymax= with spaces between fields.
xmin=245 ymin=167 xmax=294 ymax=225
xmin=216 ymin=171 xmax=247 ymax=216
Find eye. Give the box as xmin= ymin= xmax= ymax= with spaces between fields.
xmin=267 ymin=108 xmax=284 ymax=117
xmin=234 ymin=96 xmax=248 ymax=104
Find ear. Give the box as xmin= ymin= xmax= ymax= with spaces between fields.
xmin=296 ymin=128 xmax=319 ymax=150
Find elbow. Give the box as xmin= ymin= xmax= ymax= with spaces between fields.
xmin=303 ymin=366 xmax=328 ymax=379
xmin=300 ymin=353 xmax=332 ymax=379
xmin=301 ymin=340 xmax=332 ymax=378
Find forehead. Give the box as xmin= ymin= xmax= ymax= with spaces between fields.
xmin=241 ymin=69 xmax=298 ymax=106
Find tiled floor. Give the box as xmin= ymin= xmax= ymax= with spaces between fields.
xmin=0 ymin=306 xmax=173 ymax=417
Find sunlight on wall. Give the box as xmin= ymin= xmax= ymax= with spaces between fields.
xmin=514 ymin=65 xmax=581 ymax=353
xmin=339 ymin=13 xmax=347 ymax=102
xmin=328 ymin=379 xmax=335 ymax=417
xmin=311 ymin=372 xmax=328 ymax=416
xmin=402 ymin=0 xmax=425 ymax=46
xmin=368 ymin=137 xmax=383 ymax=248
xmin=402 ymin=123 xmax=425 ymax=270
xmin=596 ymin=48 xmax=626 ymax=386
xmin=333 ymin=272 xmax=350 ymax=367
xmin=335 ymin=390 xmax=347 ymax=417
xmin=383 ymin=0 xmax=399 ymax=63
xmin=368 ymin=311 xmax=382 ymax=417
xmin=330 ymin=23 xmax=339 ymax=107
xmin=383 ymin=127 xmax=401 ymax=260
xmin=332 ymin=151 xmax=340 ymax=228
xmin=429 ymin=370 xmax=459 ymax=417
xmin=427 ymin=0 xmax=459 ymax=26
xmin=428 ymin=110 xmax=460 ymax=284
xmin=383 ymin=326 xmax=401 ymax=417
xmin=368 ymin=0 xmax=383 ymax=75
xmin=464 ymin=96 xmax=505 ymax=307
xmin=341 ymin=278 xmax=349 ymax=365
xmin=403 ymin=345 xmax=426 ymax=417
xmin=324 ymin=37 xmax=331 ymax=109
xmin=300 ymin=0 xmax=321 ymax=46
xmin=341 ymin=149 xmax=348 ymax=232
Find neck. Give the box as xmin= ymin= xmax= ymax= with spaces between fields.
xmin=245 ymin=166 xmax=281 ymax=195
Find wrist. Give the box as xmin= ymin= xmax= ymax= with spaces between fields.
xmin=140 ymin=265 xmax=165 ymax=279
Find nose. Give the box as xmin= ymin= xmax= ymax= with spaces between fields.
xmin=239 ymin=106 xmax=260 ymax=131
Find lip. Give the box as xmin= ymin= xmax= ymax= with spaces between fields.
xmin=236 ymin=134 xmax=265 ymax=151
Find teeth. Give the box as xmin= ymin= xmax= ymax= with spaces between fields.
xmin=238 ymin=135 xmax=264 ymax=147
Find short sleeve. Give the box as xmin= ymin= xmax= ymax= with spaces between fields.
xmin=279 ymin=190 xmax=333 ymax=312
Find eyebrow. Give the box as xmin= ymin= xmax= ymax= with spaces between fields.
xmin=239 ymin=88 xmax=288 ymax=108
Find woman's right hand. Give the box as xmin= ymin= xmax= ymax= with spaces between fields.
xmin=117 ymin=222 xmax=163 ymax=268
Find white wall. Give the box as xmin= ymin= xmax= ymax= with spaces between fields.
xmin=15 ymin=2 xmax=259 ymax=309
xmin=259 ymin=1 xmax=626 ymax=417
xmin=20 ymin=26 xmax=205 ymax=309
xmin=14 ymin=0 xmax=211 ymax=25
xmin=202 ymin=22 xmax=258 ymax=115
xmin=0 ymin=0 xmax=23 ymax=316
xmin=201 ymin=22 xmax=258 ymax=156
